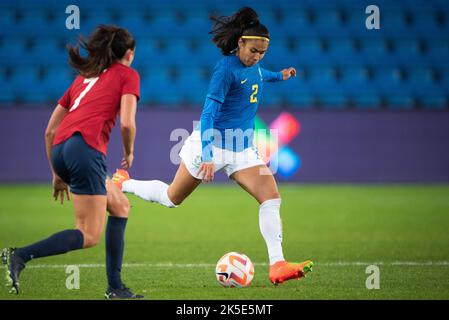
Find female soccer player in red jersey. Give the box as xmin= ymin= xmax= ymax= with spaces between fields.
xmin=1 ymin=25 xmax=142 ymax=299
xmin=113 ymin=8 xmax=313 ymax=285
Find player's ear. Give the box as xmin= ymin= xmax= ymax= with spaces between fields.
xmin=124 ymin=48 xmax=135 ymax=64
xmin=238 ymin=38 xmax=244 ymax=50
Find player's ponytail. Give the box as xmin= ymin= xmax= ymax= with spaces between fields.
xmin=210 ymin=7 xmax=270 ymax=55
xmin=68 ymin=25 xmax=136 ymax=78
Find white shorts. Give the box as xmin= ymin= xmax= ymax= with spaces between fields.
xmin=179 ymin=130 xmax=266 ymax=179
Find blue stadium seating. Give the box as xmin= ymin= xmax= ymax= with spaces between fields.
xmin=0 ymin=0 xmax=447 ymax=110
xmin=43 ymin=66 xmax=74 ymax=100
xmin=328 ymin=38 xmax=360 ymax=65
xmin=350 ymin=89 xmax=382 ymax=110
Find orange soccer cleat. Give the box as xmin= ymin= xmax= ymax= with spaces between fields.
xmin=269 ymin=260 xmax=314 ymax=285
xmin=111 ymin=169 xmax=130 ymax=190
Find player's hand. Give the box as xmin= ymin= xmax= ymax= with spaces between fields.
xmin=121 ymin=152 xmax=134 ymax=169
xmin=53 ymin=175 xmax=70 ymax=205
xmin=198 ymin=162 xmax=215 ymax=183
xmin=281 ymin=67 xmax=297 ymax=80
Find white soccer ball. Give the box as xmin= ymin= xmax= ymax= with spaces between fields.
xmin=215 ymin=252 xmax=254 ymax=288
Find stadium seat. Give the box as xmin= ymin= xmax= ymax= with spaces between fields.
xmin=318 ymin=90 xmax=348 ymax=109
xmin=0 ymin=74 xmax=14 ymax=104
xmin=0 ymin=7 xmax=16 ymax=30
xmin=9 ymin=66 xmax=47 ymax=102
xmin=360 ymin=38 xmax=393 ymax=65
xmin=195 ymin=41 xmax=224 ymax=67
xmin=314 ymin=8 xmax=349 ymax=37
xmin=426 ymin=39 xmax=449 ymax=63
xmin=420 ymin=94 xmax=447 ymax=110
xmin=411 ymin=10 xmax=445 ymax=36
xmin=381 ymin=10 xmax=410 ymax=35
xmin=0 ymin=38 xmax=29 ymax=62
xmin=176 ymin=67 xmax=208 ymax=105
xmin=43 ymin=66 xmax=75 ymax=100
xmin=149 ymin=11 xmax=183 ymax=38
xmin=341 ymin=67 xmax=373 ymax=100
xmin=393 ymin=39 xmax=425 ymax=65
xmin=405 ymin=67 xmax=436 ymax=94
xmin=328 ymin=38 xmax=360 ymax=64
xmin=261 ymin=84 xmax=284 ymax=107
xmin=28 ymin=38 xmax=67 ymax=64
xmin=386 ymin=94 xmax=415 ymax=110
xmin=296 ymin=38 xmax=327 ymax=65
xmin=140 ymin=67 xmax=181 ymax=105
xmin=264 ymin=38 xmax=295 ymax=65
xmin=271 ymin=8 xmax=317 ymax=38
xmin=349 ymin=89 xmax=382 ymax=110
xmin=309 ymin=66 xmax=338 ymax=90
xmin=374 ymin=67 xmax=406 ymax=95
xmin=182 ymin=10 xmax=212 ymax=35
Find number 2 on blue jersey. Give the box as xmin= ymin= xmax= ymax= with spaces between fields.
xmin=250 ymin=84 xmax=258 ymax=103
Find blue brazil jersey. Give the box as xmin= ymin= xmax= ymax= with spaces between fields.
xmin=198 ymin=55 xmax=283 ymax=158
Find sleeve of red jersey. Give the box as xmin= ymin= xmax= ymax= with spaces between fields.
xmin=121 ymin=68 xmax=140 ymax=102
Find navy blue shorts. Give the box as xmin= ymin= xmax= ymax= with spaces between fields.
xmin=51 ymin=133 xmax=107 ymax=195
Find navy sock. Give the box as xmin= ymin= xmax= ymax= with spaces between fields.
xmin=16 ymin=229 xmax=84 ymax=263
xmin=106 ymin=216 xmax=128 ymax=289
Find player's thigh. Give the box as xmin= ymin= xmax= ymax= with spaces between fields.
xmin=230 ymin=165 xmax=280 ymax=204
xmin=72 ymin=193 xmax=107 ymax=248
xmin=168 ymin=161 xmax=202 ymax=204
xmin=106 ymin=178 xmax=130 ymax=218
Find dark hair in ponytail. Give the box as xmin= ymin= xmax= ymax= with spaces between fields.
xmin=67 ymin=25 xmax=136 ymax=78
xmin=210 ymin=7 xmax=269 ymax=55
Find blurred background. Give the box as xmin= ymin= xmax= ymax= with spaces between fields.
xmin=0 ymin=0 xmax=448 ymax=183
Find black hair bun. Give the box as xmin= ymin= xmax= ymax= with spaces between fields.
xmin=235 ymin=7 xmax=259 ymax=29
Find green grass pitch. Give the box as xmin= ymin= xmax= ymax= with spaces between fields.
xmin=0 ymin=184 xmax=448 ymax=300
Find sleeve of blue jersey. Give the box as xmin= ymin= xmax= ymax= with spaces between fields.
xmin=206 ymin=59 xmax=233 ymax=103
xmin=200 ymin=98 xmax=222 ymax=162
xmin=199 ymin=59 xmax=232 ymax=162
xmin=261 ymin=68 xmax=283 ymax=82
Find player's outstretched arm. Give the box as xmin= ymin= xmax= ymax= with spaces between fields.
xmin=261 ymin=67 xmax=288 ymax=82
xmin=280 ymin=67 xmax=297 ymax=80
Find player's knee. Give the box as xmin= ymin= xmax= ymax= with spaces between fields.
xmin=121 ymin=199 xmax=131 ymax=216
xmin=169 ymin=194 xmax=183 ymax=206
xmin=259 ymin=193 xmax=281 ymax=205
xmin=116 ymin=197 xmax=131 ymax=217
xmin=83 ymin=236 xmax=101 ymax=248
xmin=108 ymin=195 xmax=130 ymax=218
xmin=167 ymin=189 xmax=183 ymax=207
xmin=80 ymin=230 xmax=102 ymax=248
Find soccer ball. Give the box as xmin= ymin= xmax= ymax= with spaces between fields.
xmin=215 ymin=252 xmax=254 ymax=287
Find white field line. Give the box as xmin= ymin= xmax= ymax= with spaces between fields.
xmin=1 ymin=261 xmax=449 ymax=269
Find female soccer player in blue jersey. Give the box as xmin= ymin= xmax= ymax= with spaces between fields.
xmin=2 ymin=25 xmax=143 ymax=298
xmin=113 ymin=7 xmax=313 ymax=284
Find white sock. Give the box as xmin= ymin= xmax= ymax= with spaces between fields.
xmin=259 ymin=198 xmax=285 ymax=265
xmin=122 ymin=179 xmax=177 ymax=208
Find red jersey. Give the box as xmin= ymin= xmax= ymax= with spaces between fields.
xmin=53 ymin=62 xmax=140 ymax=156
